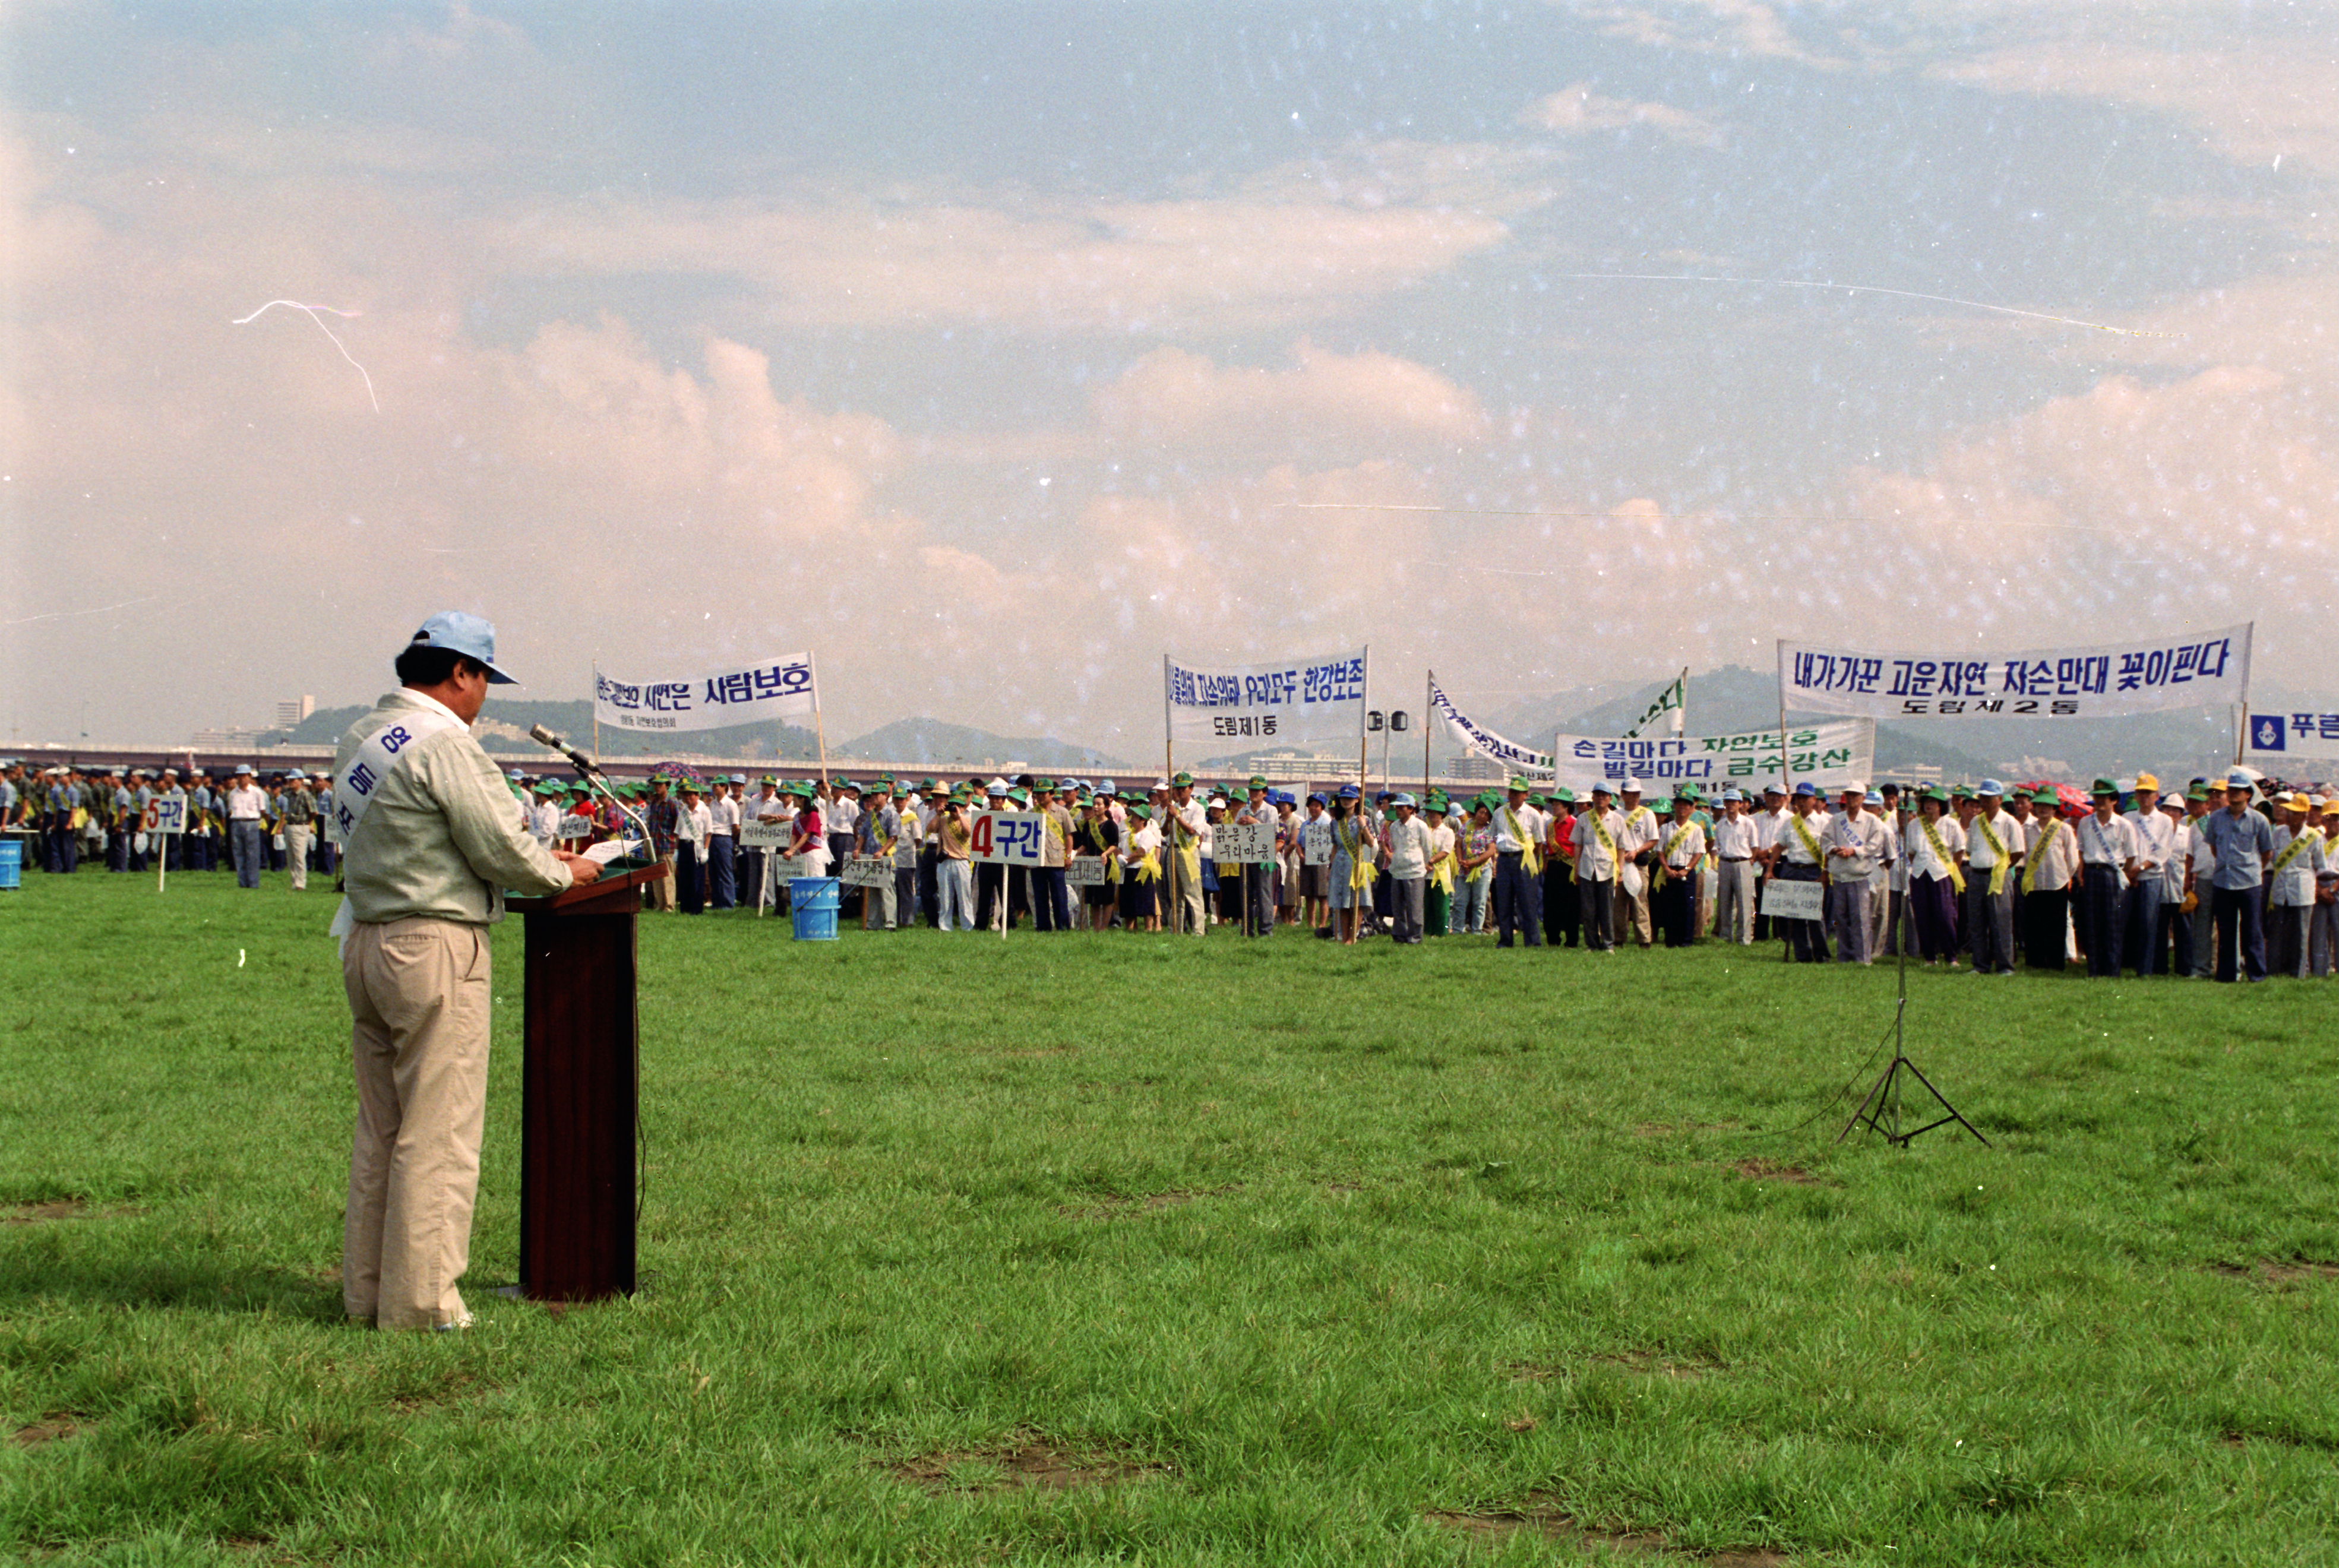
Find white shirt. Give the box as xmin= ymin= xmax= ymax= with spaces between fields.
xmin=1772 ymin=808 xmax=1827 ymax=866
xmin=1904 ymin=814 xmax=1965 ymax=883
xmin=1711 ymin=812 xmax=1765 ymax=861
xmin=1615 ymin=804 xmax=1659 ymax=856
xmin=2269 ymin=825 xmax=2326 ymax=906
xmin=2076 ymin=812 xmax=2138 ymax=868
xmin=1491 ymin=800 xmax=1541 ymax=853
xmin=1573 ymin=807 xmax=1626 ymax=879
xmin=2025 ymin=816 xmax=2079 ymax=891
xmin=1824 ymin=807 xmax=1891 ymax=880
xmin=530 ymin=800 xmax=561 ymax=843
xmin=677 ymin=801 xmax=710 ymax=849
xmin=1428 ymin=820 xmax=1458 ymax=874
xmin=710 ymin=794 xmax=741 ymax=835
xmin=2124 ymin=807 xmax=2173 ymax=878
xmin=226 ymin=785 xmax=266 ymax=820
xmin=2158 ymin=817 xmax=2192 ymax=900
xmin=1964 ymin=808 xmax=2022 ymax=870
xmin=1655 ymin=815 xmax=1706 ymax=869
xmin=827 ymin=796 xmax=859 ymax=836
xmin=1385 ymin=814 xmax=1433 ymax=879
xmin=2186 ymin=812 xmax=2220 ymax=882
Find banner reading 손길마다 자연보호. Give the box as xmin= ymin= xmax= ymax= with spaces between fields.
xmin=593 ymin=651 xmax=817 ymax=732
xmin=1777 ymin=625 xmax=2250 ymax=720
xmin=1551 ymin=719 xmax=1873 ymax=795
xmin=1167 ymin=648 xmax=1367 ymax=751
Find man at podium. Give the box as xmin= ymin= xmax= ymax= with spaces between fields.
xmin=331 ymin=612 xmax=602 ymax=1332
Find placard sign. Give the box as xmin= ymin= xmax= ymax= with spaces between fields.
xmin=841 ymin=856 xmax=894 ymax=889
xmin=763 ymin=855 xmax=808 ymax=881
xmin=143 ymin=798 xmax=187 ymax=835
xmin=740 ymin=820 xmax=794 ymax=849
xmin=1066 ymin=857 xmax=1109 ymax=887
xmin=1759 ymin=879 xmax=1826 ymax=921
xmin=557 ymin=814 xmax=596 ymax=839
xmin=1213 ymin=823 xmax=1276 ymax=864
xmin=966 ymin=810 xmax=1046 ymax=865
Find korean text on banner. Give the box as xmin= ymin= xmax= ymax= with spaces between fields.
xmin=841 ymin=856 xmax=894 ymax=889
xmin=593 ymin=652 xmax=817 ymax=733
xmin=1779 ymin=625 xmax=2251 ymax=720
xmin=2246 ymin=708 xmax=2339 ymax=764
xmin=1066 ymin=858 xmax=1110 ymax=887
xmin=966 ymin=811 xmax=1047 ymax=865
xmin=1428 ymin=678 xmax=1554 ymax=777
xmin=1552 ymin=720 xmax=1873 ymax=794
xmin=1760 ymin=879 xmax=1826 ymax=921
xmin=1167 ymin=649 xmax=1366 ymax=750
xmin=1213 ymin=823 xmax=1276 ymax=865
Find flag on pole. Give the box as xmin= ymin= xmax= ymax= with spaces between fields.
xmin=1620 ymin=668 xmax=1688 ymax=739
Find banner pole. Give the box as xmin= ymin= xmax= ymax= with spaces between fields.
xmin=1358 ymin=645 xmax=1370 ymax=792
xmin=2236 ymin=701 xmax=2247 ymax=767
xmin=1775 ymin=640 xmax=1793 ymax=799
xmin=1423 ymin=668 xmax=1433 ymax=797
xmin=1163 ymin=654 xmax=1178 ymax=935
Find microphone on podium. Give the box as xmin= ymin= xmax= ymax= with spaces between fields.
xmin=528 ymin=724 xmax=602 ymax=777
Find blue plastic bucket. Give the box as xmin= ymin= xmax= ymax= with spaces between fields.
xmin=0 ymin=837 xmax=20 ymax=890
xmin=789 ymin=876 xmax=840 ymax=941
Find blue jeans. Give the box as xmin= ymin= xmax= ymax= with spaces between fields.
xmin=707 ymin=834 xmax=736 ymax=909
xmin=231 ymin=820 xmax=265 ymax=888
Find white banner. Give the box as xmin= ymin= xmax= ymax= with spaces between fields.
xmin=967 ymin=810 xmax=1048 ymax=865
xmin=840 ymin=855 xmax=894 ymax=889
xmin=1427 ymin=676 xmax=1553 ymax=777
xmin=1778 ymin=624 xmax=2251 ymax=720
xmin=593 ymin=651 xmax=817 ymax=733
xmin=739 ymin=820 xmax=794 ymax=849
xmin=1212 ymin=823 xmax=1276 ymax=864
xmin=1760 ymin=879 xmax=1826 ymax=920
xmin=1167 ymin=647 xmax=1366 ymax=750
xmin=2245 ymin=707 xmax=2339 ymax=764
xmin=1552 ymin=720 xmax=1874 ymax=795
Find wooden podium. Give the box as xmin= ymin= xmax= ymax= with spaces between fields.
xmin=507 ymin=862 xmax=666 ymax=1302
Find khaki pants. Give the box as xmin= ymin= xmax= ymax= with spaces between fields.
xmin=1616 ymin=874 xmax=1654 ymax=946
xmin=342 ymin=918 xmax=492 ymax=1330
xmin=647 ymin=853 xmax=678 ymax=911
xmin=285 ymin=823 xmax=313 ymax=889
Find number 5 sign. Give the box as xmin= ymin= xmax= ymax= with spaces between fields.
xmin=967 ymin=811 xmax=1046 ymax=864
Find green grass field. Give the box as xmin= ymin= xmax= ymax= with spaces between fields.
xmin=4 ymin=872 xmax=2337 ymax=1566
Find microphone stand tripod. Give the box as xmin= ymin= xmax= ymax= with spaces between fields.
xmin=1838 ymin=878 xmax=1990 ymax=1149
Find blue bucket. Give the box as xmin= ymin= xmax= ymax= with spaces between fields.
xmin=0 ymin=837 xmax=20 ymax=890
xmin=789 ymin=876 xmax=840 ymax=941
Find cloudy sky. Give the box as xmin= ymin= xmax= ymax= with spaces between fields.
xmin=4 ymin=1 xmax=2332 ymax=751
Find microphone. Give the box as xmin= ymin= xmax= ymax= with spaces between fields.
xmin=528 ymin=724 xmax=602 ymax=777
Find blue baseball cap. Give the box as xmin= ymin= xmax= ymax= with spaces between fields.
xmin=1307 ymin=791 xmax=1327 ymax=805
xmin=408 ymin=611 xmax=516 ymax=684
xmin=1978 ymin=779 xmax=2006 ymax=796
xmin=1792 ymin=781 xmax=1818 ymax=797
xmin=2226 ymin=769 xmax=2255 ymax=790
xmin=1336 ymin=782 xmax=1361 ymax=799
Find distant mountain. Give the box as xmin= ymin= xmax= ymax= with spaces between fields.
xmin=837 ymin=717 xmax=1131 ymax=771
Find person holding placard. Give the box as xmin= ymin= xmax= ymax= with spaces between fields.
xmin=1767 ymin=782 xmax=1831 ymax=964
xmin=1300 ymin=793 xmax=1333 ymax=933
xmin=1238 ymin=775 xmax=1278 ymax=937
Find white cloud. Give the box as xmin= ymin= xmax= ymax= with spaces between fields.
xmin=1524 ymin=84 xmax=1724 ymax=147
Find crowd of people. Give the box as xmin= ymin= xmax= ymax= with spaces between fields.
xmin=11 ymin=753 xmax=2334 ymax=982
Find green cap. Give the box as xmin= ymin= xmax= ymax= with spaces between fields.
xmin=2091 ymin=777 xmax=2120 ymax=796
xmin=2034 ymin=786 xmax=2062 ymax=805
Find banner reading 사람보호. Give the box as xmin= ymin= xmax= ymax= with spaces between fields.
xmin=1166 ymin=647 xmax=1367 ymax=751
xmin=593 ymin=651 xmax=817 ymax=732
xmin=1778 ymin=624 xmax=2251 ymax=720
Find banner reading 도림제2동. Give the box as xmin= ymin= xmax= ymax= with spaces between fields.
xmin=1777 ymin=625 xmax=2251 ymax=720
xmin=593 ymin=652 xmax=817 ymax=732
xmin=1167 ymin=648 xmax=1367 ymax=752
xmin=1551 ymin=719 xmax=1875 ymax=796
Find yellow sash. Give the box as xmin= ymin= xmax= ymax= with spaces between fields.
xmin=1430 ymin=853 xmax=1455 ymax=896
xmin=1973 ymin=814 xmax=2012 ymax=897
xmin=2271 ymin=829 xmax=2321 ymax=878
xmin=2021 ymin=818 xmax=2061 ymax=894
xmin=1787 ymin=811 xmax=1824 ymax=866
xmin=1134 ymin=849 xmax=1160 ymax=883
xmin=1337 ymin=819 xmax=1376 ymax=890
xmin=1661 ymin=820 xmax=1698 ymax=870
xmin=1585 ymin=811 xmax=1618 ymax=875
xmin=1919 ymin=817 xmax=1965 ymax=894
xmin=1501 ymin=807 xmax=1543 ymax=874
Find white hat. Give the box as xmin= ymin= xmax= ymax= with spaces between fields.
xmin=1620 ymin=777 xmax=1644 ymax=792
